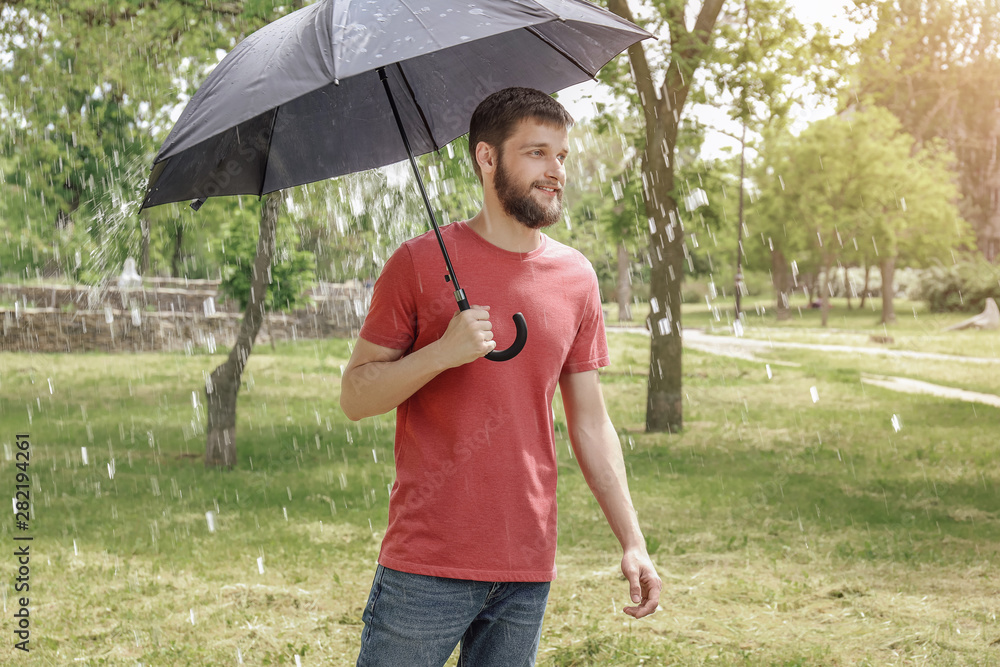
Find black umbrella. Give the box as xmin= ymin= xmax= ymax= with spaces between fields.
xmin=140 ymin=0 xmax=651 ymax=361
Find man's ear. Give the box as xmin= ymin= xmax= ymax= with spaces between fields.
xmin=475 ymin=141 xmax=498 ymax=177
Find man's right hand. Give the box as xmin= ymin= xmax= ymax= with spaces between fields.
xmin=437 ymin=305 xmax=496 ymax=368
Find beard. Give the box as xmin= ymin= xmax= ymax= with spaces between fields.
xmin=493 ymin=151 xmax=563 ymax=230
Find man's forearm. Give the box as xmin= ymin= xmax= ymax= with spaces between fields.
xmin=570 ymin=419 xmax=646 ymax=553
xmin=340 ymin=343 xmax=448 ymax=421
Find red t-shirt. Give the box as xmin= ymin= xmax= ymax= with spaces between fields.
xmin=357 ymin=220 xmax=609 ymax=582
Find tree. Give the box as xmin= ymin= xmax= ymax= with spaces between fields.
xmin=0 ymin=1 xmax=302 ymax=282
xmin=204 ymin=192 xmax=281 ymax=468
xmin=603 ymin=0 xmax=839 ymax=431
xmin=849 ymin=0 xmax=1000 ymax=260
xmin=702 ymin=0 xmax=841 ymax=318
xmin=753 ymin=106 xmax=968 ymax=325
xmin=605 ymin=0 xmax=725 ymax=433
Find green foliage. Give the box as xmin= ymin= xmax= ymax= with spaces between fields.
xmin=915 ymin=259 xmax=1000 ymax=313
xmin=752 ymin=106 xmax=969 ymax=276
xmin=848 ymin=0 xmax=1000 ymax=257
xmin=0 ymin=1 xmax=295 ymax=280
xmin=217 ymin=205 xmax=316 ymax=312
xmin=706 ymin=0 xmax=844 ymax=131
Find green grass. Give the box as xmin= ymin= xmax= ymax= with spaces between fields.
xmin=1 ymin=331 xmax=999 ymax=665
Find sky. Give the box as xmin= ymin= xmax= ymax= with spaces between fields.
xmin=557 ymin=0 xmax=869 ymax=160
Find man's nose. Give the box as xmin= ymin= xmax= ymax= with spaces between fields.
xmin=545 ymin=157 xmax=565 ymax=181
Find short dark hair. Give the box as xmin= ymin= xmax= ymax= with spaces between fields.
xmin=468 ymin=88 xmax=574 ymax=182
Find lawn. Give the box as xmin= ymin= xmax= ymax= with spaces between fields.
xmin=0 ymin=320 xmax=998 ymax=665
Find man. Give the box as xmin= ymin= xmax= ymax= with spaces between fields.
xmin=341 ymin=87 xmax=661 ymax=667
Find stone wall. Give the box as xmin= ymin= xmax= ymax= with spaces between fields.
xmin=0 ymin=283 xmax=237 ymax=314
xmin=0 ymin=282 xmax=370 ymax=353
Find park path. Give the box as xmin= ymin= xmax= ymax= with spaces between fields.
xmin=607 ymin=326 xmax=1000 ymax=408
xmin=607 ymin=326 xmax=999 ymax=364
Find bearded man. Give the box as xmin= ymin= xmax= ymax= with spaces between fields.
xmin=341 ymin=87 xmax=661 ymax=667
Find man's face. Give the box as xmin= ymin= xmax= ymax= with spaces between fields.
xmin=491 ymin=119 xmax=569 ymax=230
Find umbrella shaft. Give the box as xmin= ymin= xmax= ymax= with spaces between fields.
xmin=378 ymin=66 xmax=468 ymax=310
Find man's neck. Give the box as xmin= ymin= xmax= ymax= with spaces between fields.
xmin=467 ymin=205 xmax=544 ymax=254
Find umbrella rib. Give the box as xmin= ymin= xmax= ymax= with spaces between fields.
xmin=394 ymin=62 xmax=440 ymax=150
xmin=525 ymin=26 xmax=596 ymax=80
xmin=258 ymin=107 xmax=280 ymax=197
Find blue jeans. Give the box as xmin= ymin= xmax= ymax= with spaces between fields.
xmin=356 ymin=565 xmax=551 ymax=667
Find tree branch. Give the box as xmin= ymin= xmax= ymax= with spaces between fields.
xmin=606 ymin=0 xmax=660 ymax=129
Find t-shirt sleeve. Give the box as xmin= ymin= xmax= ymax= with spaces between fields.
xmin=358 ymin=244 xmax=418 ymax=351
xmin=561 ymin=266 xmax=610 ymax=374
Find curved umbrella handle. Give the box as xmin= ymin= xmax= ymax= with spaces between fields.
xmin=457 ymin=298 xmax=527 ymax=362
xmin=485 ymin=312 xmax=527 ymax=362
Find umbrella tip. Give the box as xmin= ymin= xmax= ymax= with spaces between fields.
xmin=190 ymin=197 xmax=207 ymax=212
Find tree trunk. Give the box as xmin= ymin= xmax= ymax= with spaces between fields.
xmin=820 ymin=263 xmax=831 ymax=328
xmin=139 ymin=212 xmax=150 ymax=275
xmin=772 ymin=248 xmax=791 ymax=320
xmin=880 ymin=256 xmax=896 ymax=324
xmin=616 ymin=242 xmax=632 ymax=322
xmin=735 ymin=117 xmax=747 ymax=320
xmin=860 ymin=263 xmax=871 ymax=309
xmin=171 ymin=223 xmax=184 ymax=278
xmin=267 ymin=306 xmax=276 ymax=351
xmin=608 ymin=0 xmax=725 ymax=434
xmin=843 ymin=265 xmax=852 ymax=310
xmin=205 ymin=192 xmax=280 ymax=468
xmin=644 ymin=161 xmax=684 ymax=433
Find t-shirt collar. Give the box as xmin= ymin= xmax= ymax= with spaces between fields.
xmin=455 ymin=219 xmax=549 ymax=261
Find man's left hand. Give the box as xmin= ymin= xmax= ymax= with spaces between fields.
xmin=621 ymin=549 xmax=661 ymax=619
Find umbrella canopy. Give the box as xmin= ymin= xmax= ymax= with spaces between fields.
xmin=140 ymin=0 xmax=651 ymax=208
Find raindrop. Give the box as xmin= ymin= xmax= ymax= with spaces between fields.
xmin=809 ymin=387 xmax=819 ymax=403
xmin=73 ymin=540 xmax=78 ymax=556
xmin=283 ymin=507 xmax=288 ymax=521
xmin=733 ymin=320 xmax=744 ymax=338
xmin=257 ymin=556 xmax=265 ymax=574
xmin=657 ymin=317 xmax=670 ymax=336
xmin=766 ymin=364 xmax=772 ymax=380
xmin=469 ymin=8 xmax=486 ymax=15
xmin=81 ymin=447 xmax=89 ymax=465
xmin=47 ymin=378 xmax=53 ymax=394
xmin=206 ymin=511 xmax=216 ymax=533
xmin=891 ymin=414 xmax=901 ymax=432
xmin=189 ymin=609 xmax=195 ymax=625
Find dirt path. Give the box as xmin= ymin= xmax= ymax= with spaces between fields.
xmin=681 ymin=328 xmax=1000 ymax=364
xmin=608 ymin=326 xmax=999 ymax=364
xmin=607 ymin=326 xmax=1000 ymax=408
xmin=861 ymin=374 xmax=1000 ymax=408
